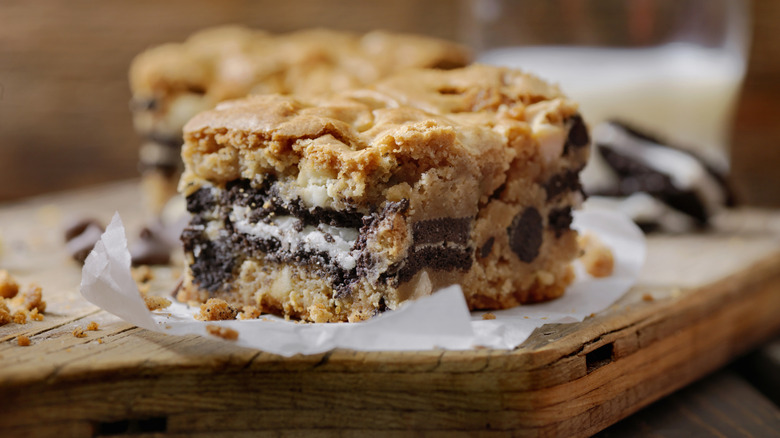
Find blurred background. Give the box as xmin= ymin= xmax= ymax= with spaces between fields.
xmin=0 ymin=0 xmax=778 ymax=205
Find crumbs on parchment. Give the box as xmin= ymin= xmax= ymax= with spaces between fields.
xmin=578 ymin=232 xmax=615 ymax=278
xmin=144 ymin=295 xmax=171 ymax=311
xmin=238 ymin=305 xmax=262 ymax=320
xmin=196 ymin=298 xmax=237 ymax=321
xmin=206 ymin=324 xmax=238 ymax=341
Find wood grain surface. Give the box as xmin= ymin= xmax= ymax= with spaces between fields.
xmin=0 ymin=0 xmax=779 ymax=205
xmin=0 ymin=181 xmax=778 ymax=437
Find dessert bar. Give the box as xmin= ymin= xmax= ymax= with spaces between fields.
xmin=178 ymin=65 xmax=589 ymax=322
xmin=129 ymin=26 xmax=470 ymax=213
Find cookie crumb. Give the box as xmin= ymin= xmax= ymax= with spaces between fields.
xmin=482 ymin=312 xmax=496 ymax=320
xmin=131 ymin=265 xmax=154 ymax=284
xmin=17 ymin=335 xmax=30 ymax=346
xmin=197 ymin=298 xmax=237 ymax=321
xmin=578 ymin=233 xmax=615 ymax=278
xmin=238 ymin=305 xmax=262 ymax=320
xmin=642 ymin=293 xmax=654 ymax=302
xmin=206 ymin=324 xmax=238 ymax=341
xmin=86 ymin=321 xmax=99 ymax=331
xmin=97 ymin=338 xmax=103 ymax=344
xmin=72 ymin=326 xmax=87 ymax=338
xmin=144 ymin=295 xmax=172 ymax=311
xmin=0 ymin=300 xmax=11 ymax=325
xmin=29 ymin=308 xmax=44 ymax=321
xmin=12 ymin=284 xmax=46 ymax=313
xmin=0 ymin=270 xmax=19 ymax=299
xmin=12 ymin=310 xmax=27 ymax=324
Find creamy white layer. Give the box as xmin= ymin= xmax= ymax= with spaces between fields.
xmin=230 ymin=205 xmax=360 ymax=270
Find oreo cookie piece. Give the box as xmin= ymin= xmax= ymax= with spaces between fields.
xmin=583 ymin=121 xmax=732 ymax=232
xmin=64 ymin=218 xmax=105 ymax=263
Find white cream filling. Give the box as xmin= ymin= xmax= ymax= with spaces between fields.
xmin=230 ymin=205 xmax=360 ymax=270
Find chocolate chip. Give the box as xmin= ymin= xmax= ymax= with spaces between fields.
xmin=548 ymin=207 xmax=573 ymax=238
xmin=412 ymin=217 xmax=471 ymax=246
xmin=543 ymin=170 xmax=581 ymax=201
xmin=480 ymin=237 xmax=495 ymax=259
xmin=64 ymin=218 xmax=105 ymax=263
xmin=507 ymin=207 xmax=543 ymax=263
xmin=566 ymin=114 xmax=589 ymax=150
xmin=130 ymin=227 xmax=172 ymax=266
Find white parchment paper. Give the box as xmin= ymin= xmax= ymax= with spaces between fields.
xmin=80 ymin=207 xmax=644 ymax=356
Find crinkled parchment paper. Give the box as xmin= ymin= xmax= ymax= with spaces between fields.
xmin=81 ymin=207 xmax=644 ymax=356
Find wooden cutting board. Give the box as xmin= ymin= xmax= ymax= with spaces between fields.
xmin=0 ymin=181 xmax=778 ymax=438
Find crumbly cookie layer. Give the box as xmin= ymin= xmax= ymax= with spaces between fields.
xmin=178 ymin=65 xmax=589 ymax=322
xmin=128 ymin=26 xmax=471 ymax=213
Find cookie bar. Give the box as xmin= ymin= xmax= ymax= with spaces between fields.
xmin=177 ymin=64 xmax=589 ymax=322
xmin=129 ymin=26 xmax=471 ymax=214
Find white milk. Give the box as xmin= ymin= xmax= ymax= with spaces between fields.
xmin=479 ymin=43 xmax=745 ymax=167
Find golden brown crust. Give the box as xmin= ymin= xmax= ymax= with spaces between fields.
xmin=130 ymin=26 xmax=470 ymax=102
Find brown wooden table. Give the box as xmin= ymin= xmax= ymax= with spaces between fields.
xmin=0 ymin=181 xmax=779 ymax=437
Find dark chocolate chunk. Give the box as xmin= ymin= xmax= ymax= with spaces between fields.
xmin=543 ymin=170 xmax=582 ymax=201
xmin=489 ymin=183 xmax=506 ymax=201
xmin=186 ymin=188 xmax=216 ymax=214
xmin=412 ymin=217 xmax=471 ymax=246
xmin=480 ymin=237 xmax=495 ymax=259
xmin=548 ymin=207 xmax=573 ymax=238
xmin=565 ymin=114 xmax=590 ymax=153
xmin=376 ymin=297 xmax=388 ymax=313
xmin=507 ymin=207 xmax=543 ymax=263
xmin=64 ymin=218 xmax=105 ymax=263
xmin=130 ymin=227 xmax=172 ymax=266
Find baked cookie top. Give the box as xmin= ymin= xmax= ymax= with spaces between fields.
xmin=181 ymin=65 xmax=581 ymax=211
xmin=129 ymin=26 xmax=471 ymax=104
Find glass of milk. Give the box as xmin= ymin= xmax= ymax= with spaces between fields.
xmin=463 ymin=0 xmax=750 ymax=170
